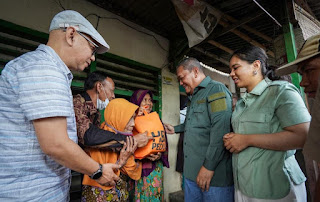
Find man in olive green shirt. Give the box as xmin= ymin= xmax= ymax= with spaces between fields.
xmin=165 ymin=58 xmax=233 ymax=202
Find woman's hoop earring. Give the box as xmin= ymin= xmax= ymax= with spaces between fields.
xmin=253 ymin=71 xmax=257 ymax=76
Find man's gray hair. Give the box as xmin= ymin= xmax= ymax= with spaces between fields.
xmin=177 ymin=57 xmax=203 ymax=72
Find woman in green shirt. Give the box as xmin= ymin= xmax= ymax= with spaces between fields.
xmin=224 ymin=46 xmax=310 ymax=201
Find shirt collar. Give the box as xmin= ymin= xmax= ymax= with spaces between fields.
xmin=79 ymin=92 xmax=98 ymax=114
xmin=81 ymin=91 xmax=92 ymax=102
xmin=248 ymin=78 xmax=272 ymax=96
xmin=198 ymin=76 xmax=211 ymax=88
xmin=189 ymin=76 xmax=211 ymax=99
xmin=37 ymin=44 xmax=73 ymax=84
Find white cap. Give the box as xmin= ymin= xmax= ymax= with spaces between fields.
xmin=49 ymin=10 xmax=110 ymax=54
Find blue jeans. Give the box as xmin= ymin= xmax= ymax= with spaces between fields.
xmin=184 ymin=178 xmax=234 ymax=202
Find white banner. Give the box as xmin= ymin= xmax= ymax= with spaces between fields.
xmin=171 ymin=0 xmax=221 ymax=47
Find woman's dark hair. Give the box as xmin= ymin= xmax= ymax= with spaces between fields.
xmin=231 ymin=46 xmax=282 ymax=81
xmin=84 ymin=72 xmax=107 ymax=91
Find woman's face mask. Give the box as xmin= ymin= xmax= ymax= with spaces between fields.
xmin=96 ymin=85 xmax=109 ymax=110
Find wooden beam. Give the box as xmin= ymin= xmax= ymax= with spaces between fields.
xmin=223 ymin=14 xmax=273 ymax=42
xmin=241 ymin=25 xmax=272 ymax=42
xmin=218 ymin=0 xmax=244 ymax=9
xmin=218 ymin=20 xmax=275 ymax=57
xmin=193 ymin=47 xmax=229 ymax=66
xmin=209 ymin=10 xmax=265 ymax=39
xmin=210 ymin=8 xmax=272 ymax=43
xmin=207 ymin=40 xmax=234 ymax=54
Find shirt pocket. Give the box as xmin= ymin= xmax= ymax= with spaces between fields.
xmin=192 ymin=103 xmax=209 ymax=128
xmin=239 ymin=109 xmax=273 ymax=134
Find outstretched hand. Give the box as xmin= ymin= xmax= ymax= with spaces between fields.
xmin=164 ymin=123 xmax=175 ymax=134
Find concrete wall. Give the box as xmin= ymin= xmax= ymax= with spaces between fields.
xmin=0 ymin=0 xmax=169 ymax=68
xmin=161 ymin=67 xmax=183 ymax=198
xmin=0 ymin=0 xmax=180 ymax=200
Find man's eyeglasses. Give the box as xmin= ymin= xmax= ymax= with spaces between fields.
xmin=77 ymin=31 xmax=98 ymax=56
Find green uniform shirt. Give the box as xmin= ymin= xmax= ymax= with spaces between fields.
xmin=175 ymin=76 xmax=233 ymax=187
xmin=232 ymin=78 xmax=311 ymax=199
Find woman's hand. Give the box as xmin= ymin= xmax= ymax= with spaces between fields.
xmin=223 ymin=132 xmax=249 ymax=153
xmin=146 ymin=152 xmax=162 ymax=161
xmin=224 ymin=122 xmax=309 ymax=152
xmin=118 ymin=136 xmax=138 ymax=167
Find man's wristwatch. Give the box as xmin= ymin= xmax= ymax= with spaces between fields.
xmin=90 ymin=164 xmax=103 ymax=180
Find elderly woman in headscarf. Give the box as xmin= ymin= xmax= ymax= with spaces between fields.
xmin=129 ymin=89 xmax=169 ymax=202
xmin=81 ymin=98 xmax=142 ymax=202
